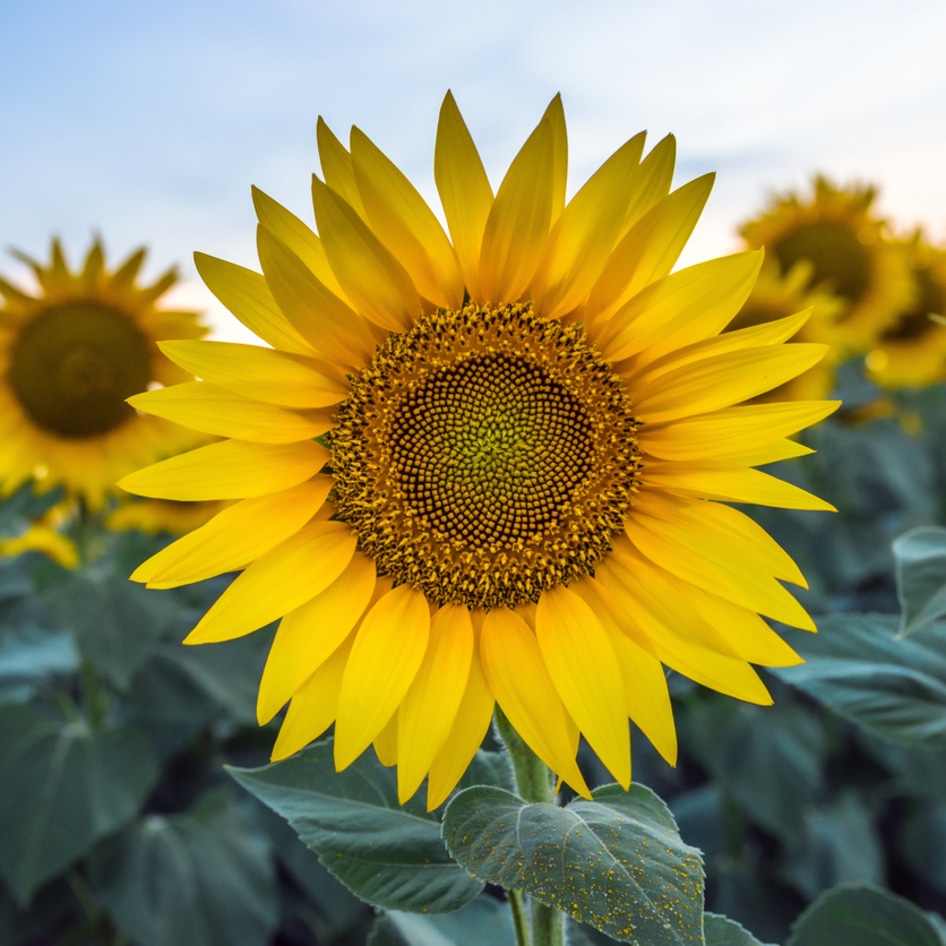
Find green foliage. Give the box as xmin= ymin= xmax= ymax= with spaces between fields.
xmin=774 ymin=614 xmax=946 ymax=746
xmin=368 ymin=897 xmax=516 ymax=946
xmin=893 ymin=526 xmax=946 ymax=638
xmin=703 ymin=913 xmax=774 ymax=946
xmin=442 ymin=783 xmax=703 ymax=944
xmin=90 ymin=792 xmax=279 ymax=946
xmin=0 ymin=702 xmax=159 ymax=904
xmin=230 ymin=739 xmax=485 ymax=914
xmin=786 ymin=884 xmax=946 ymax=946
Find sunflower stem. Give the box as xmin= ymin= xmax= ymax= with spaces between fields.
xmin=493 ymin=707 xmax=565 ymax=946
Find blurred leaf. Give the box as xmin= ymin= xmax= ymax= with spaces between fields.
xmin=786 ymin=884 xmax=944 ymax=946
xmin=703 ymin=912 xmax=774 ymax=946
xmin=893 ymin=527 xmax=946 ymax=638
xmin=683 ymin=699 xmax=826 ymax=842
xmin=0 ymin=601 xmax=78 ymax=704
xmin=898 ymin=804 xmax=946 ymax=890
xmin=781 ymin=793 xmax=884 ymax=900
xmin=0 ymin=483 xmax=65 ymax=534
xmin=229 ymin=738 xmax=483 ymax=914
xmin=442 ymin=783 xmax=704 ymax=945
xmin=120 ymin=652 xmax=222 ymax=758
xmin=0 ymin=703 xmax=159 ymax=905
xmin=369 ymin=896 xmax=515 ymax=946
xmin=774 ymin=615 xmax=946 ymax=746
xmin=160 ymin=630 xmax=272 ymax=725
xmin=255 ymin=802 xmax=369 ymax=939
xmin=91 ymin=792 xmax=279 ymax=946
xmin=41 ymin=573 xmax=178 ymax=689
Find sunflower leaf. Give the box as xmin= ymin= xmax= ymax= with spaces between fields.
xmin=228 ymin=738 xmax=483 ymax=914
xmin=90 ymin=791 xmax=280 ymax=946
xmin=785 ymin=884 xmax=945 ymax=946
xmin=774 ymin=614 xmax=946 ymax=746
xmin=893 ymin=526 xmax=946 ymax=638
xmin=368 ymin=896 xmax=516 ymax=946
xmin=0 ymin=703 xmax=160 ymax=905
xmin=703 ymin=913 xmax=775 ymax=946
xmin=442 ymin=783 xmax=704 ymax=945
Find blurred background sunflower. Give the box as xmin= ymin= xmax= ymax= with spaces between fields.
xmin=0 ymin=238 xmax=210 ymax=510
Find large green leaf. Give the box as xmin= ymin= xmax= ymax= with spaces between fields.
xmin=786 ymin=884 xmax=944 ymax=946
xmin=442 ymin=783 xmax=704 ymax=945
xmin=229 ymin=738 xmax=483 ymax=913
xmin=703 ymin=913 xmax=773 ymax=946
xmin=0 ymin=601 xmax=77 ymax=704
xmin=893 ymin=527 xmax=946 ymax=638
xmin=774 ymin=615 xmax=946 ymax=746
xmin=40 ymin=573 xmax=177 ymax=689
xmin=91 ymin=792 xmax=279 ymax=946
xmin=781 ymin=793 xmax=883 ymax=900
xmin=368 ymin=896 xmax=515 ymax=946
xmin=0 ymin=703 xmax=159 ymax=904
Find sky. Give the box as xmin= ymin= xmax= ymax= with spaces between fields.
xmin=2 ymin=0 xmax=945 ymax=342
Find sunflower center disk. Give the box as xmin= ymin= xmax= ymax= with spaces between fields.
xmin=331 ymin=303 xmax=642 ymax=609
xmin=774 ymin=221 xmax=872 ymax=305
xmin=9 ymin=302 xmax=152 ymax=438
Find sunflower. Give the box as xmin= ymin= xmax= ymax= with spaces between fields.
xmin=740 ymin=176 xmax=912 ymax=350
xmin=105 ymin=497 xmax=228 ymax=535
xmin=725 ymin=261 xmax=846 ymax=401
xmin=121 ymin=94 xmax=837 ymax=809
xmin=865 ymin=232 xmax=946 ymax=389
xmin=0 ymin=238 xmax=209 ymax=509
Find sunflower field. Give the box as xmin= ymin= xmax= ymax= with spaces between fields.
xmin=2 ymin=96 xmax=946 ymax=946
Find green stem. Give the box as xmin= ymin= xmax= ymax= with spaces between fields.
xmin=509 ymin=889 xmax=532 ymax=946
xmin=493 ymin=707 xmax=565 ymax=946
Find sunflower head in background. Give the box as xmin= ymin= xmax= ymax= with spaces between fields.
xmin=865 ymin=231 xmax=946 ymax=389
xmin=725 ymin=260 xmax=846 ymax=402
xmin=121 ymin=93 xmax=838 ymax=810
xmin=0 ymin=238 xmax=209 ymax=510
xmin=740 ymin=176 xmax=913 ymax=350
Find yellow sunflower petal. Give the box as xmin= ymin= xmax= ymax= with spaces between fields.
xmin=256 ymin=226 xmax=380 ymax=370
xmin=480 ymin=607 xmax=590 ymax=797
xmin=351 ymin=127 xmax=464 ymax=309
xmin=397 ymin=604 xmax=474 ymax=803
xmin=585 ymin=173 xmax=713 ymax=327
xmin=158 ymin=340 xmax=347 ymax=408
xmin=334 ymin=585 xmax=431 ymax=770
xmin=271 ymin=631 xmax=354 ymax=761
xmin=620 ymin=134 xmax=677 ymax=236
xmin=535 ymin=586 xmax=630 ymax=788
xmin=623 ymin=499 xmax=815 ymax=630
xmin=590 ymin=565 xmax=773 ymax=705
xmin=644 ymin=462 xmax=836 ymax=511
xmin=118 ymin=439 xmax=329 ymax=500
xmin=311 ymin=177 xmax=418 ymax=332
xmin=478 ymin=96 xmax=567 ymax=303
xmin=597 ymin=251 xmax=762 ymax=362
xmin=531 ymin=132 xmax=646 ymax=320
xmin=434 ymin=91 xmax=494 ymax=299
xmin=426 ymin=645 xmax=495 ymax=811
xmin=132 ymin=476 xmax=332 ymax=589
xmin=128 ymin=382 xmax=333 ymax=443
xmin=185 ymin=520 xmax=357 ymax=644
xmin=316 ymin=117 xmax=367 ymax=218
xmin=630 ymin=344 xmax=829 ymax=424
xmin=374 ymin=713 xmax=399 ymax=767
xmin=638 ymin=401 xmax=840 ymax=462
xmin=568 ymin=583 xmax=677 ymax=765
xmin=257 ymin=554 xmax=377 ymax=725
xmin=251 ymin=186 xmax=348 ymax=299
xmin=194 ymin=253 xmax=312 ymax=356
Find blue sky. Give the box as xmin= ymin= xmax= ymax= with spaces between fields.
xmin=3 ymin=0 xmax=945 ymax=341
